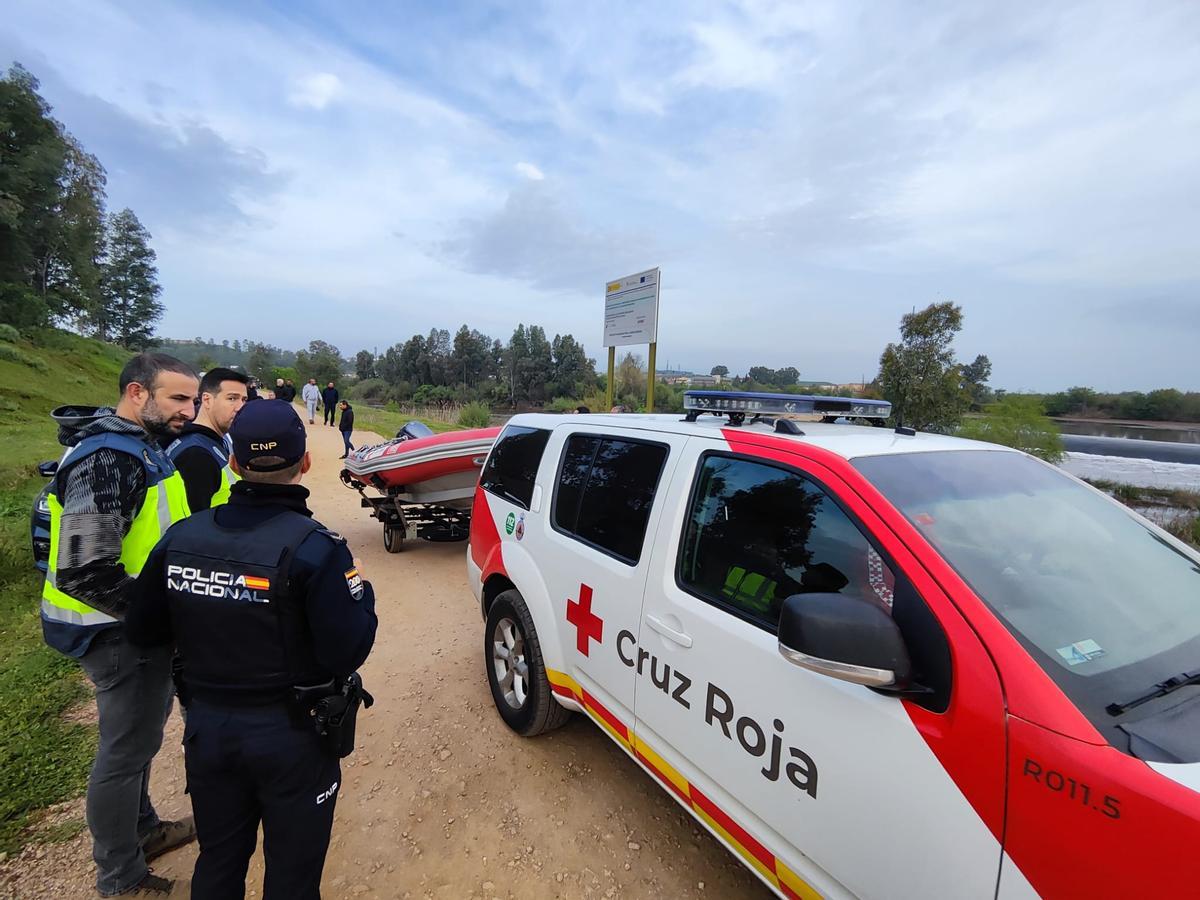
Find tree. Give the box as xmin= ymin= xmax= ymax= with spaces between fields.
xmin=710 ymin=365 xmax=729 ymax=377
xmin=451 ymin=325 xmax=493 ymax=388
xmin=99 ymin=208 xmax=163 ymax=349
xmin=616 ymin=352 xmax=645 ymax=402
xmin=504 ymin=325 xmax=530 ymax=405
xmin=1145 ymin=388 xmax=1185 ymax=422
xmin=877 ymin=301 xmax=969 ymax=431
xmin=398 ymin=337 xmax=422 ymax=385
xmin=245 ymin=342 xmax=274 ymax=383
xmin=355 ymin=349 xmax=376 ymax=380
xmin=41 ymin=136 xmax=106 ymax=326
xmin=959 ymin=354 xmax=993 ymax=410
xmin=295 ymin=339 xmax=343 ymax=385
xmin=0 ymin=64 xmax=109 ymax=330
xmin=551 ymin=333 xmax=592 ymax=398
xmin=775 ymin=366 xmax=799 ymax=386
xmin=523 ymin=326 xmax=554 ymax=402
xmin=424 ymin=327 xmax=452 ymax=386
xmin=747 ymin=366 xmax=776 ymax=386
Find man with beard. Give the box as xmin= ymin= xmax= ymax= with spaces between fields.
xmin=168 ymin=367 xmax=248 ymax=512
xmin=41 ymin=352 xmax=199 ymax=898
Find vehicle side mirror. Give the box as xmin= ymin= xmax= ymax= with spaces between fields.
xmin=777 ymin=592 xmax=912 ymax=689
xmin=37 ymin=460 xmax=58 ymax=478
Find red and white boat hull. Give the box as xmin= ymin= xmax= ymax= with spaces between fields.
xmin=343 ymin=427 xmax=501 ymax=508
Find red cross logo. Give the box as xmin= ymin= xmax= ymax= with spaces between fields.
xmin=566 ymin=583 xmax=604 ymax=656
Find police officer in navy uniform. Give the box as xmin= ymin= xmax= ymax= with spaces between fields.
xmin=126 ymin=400 xmax=378 ymax=899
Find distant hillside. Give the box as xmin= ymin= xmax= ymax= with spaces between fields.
xmin=146 ymin=337 xmax=298 ymax=372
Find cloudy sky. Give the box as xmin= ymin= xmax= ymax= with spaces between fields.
xmin=4 ymin=0 xmax=1198 ymax=390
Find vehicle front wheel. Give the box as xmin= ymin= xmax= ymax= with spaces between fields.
xmin=484 ymin=589 xmax=571 ymax=736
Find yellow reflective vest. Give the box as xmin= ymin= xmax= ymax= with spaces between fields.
xmin=166 ymin=430 xmax=238 ymax=508
xmin=41 ymin=432 xmax=190 ymax=656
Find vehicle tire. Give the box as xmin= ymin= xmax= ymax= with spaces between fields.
xmin=383 ymin=524 xmax=404 ymax=553
xmin=485 ymin=589 xmax=571 ymax=736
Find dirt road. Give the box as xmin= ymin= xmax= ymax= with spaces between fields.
xmin=2 ymin=416 xmax=767 ymax=899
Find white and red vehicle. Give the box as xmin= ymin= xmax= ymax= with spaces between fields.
xmin=467 ymin=391 xmax=1200 ymax=899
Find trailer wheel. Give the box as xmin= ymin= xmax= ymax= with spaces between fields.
xmin=383 ymin=524 xmax=404 ymax=553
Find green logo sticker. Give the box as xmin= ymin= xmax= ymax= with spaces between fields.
xmin=505 ymin=512 xmax=516 ymax=535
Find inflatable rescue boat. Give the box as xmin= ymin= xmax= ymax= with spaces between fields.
xmin=341 ymin=422 xmax=501 ymax=508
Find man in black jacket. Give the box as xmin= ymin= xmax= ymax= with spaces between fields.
xmin=167 ymin=367 xmax=247 ymax=511
xmin=337 ymin=400 xmax=355 ymax=459
xmin=126 ymin=400 xmax=377 ymax=899
xmin=321 ymin=382 xmax=338 ymax=426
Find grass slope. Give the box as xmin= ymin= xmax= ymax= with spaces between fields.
xmin=0 ymin=328 xmax=127 ymax=851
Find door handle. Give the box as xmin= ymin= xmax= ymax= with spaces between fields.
xmin=645 ymin=614 xmax=693 ymax=648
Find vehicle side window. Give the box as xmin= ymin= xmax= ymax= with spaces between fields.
xmin=678 ymin=454 xmax=897 ymax=631
xmin=554 ymin=435 xmax=668 ymax=565
xmin=480 ymin=426 xmax=550 ymax=511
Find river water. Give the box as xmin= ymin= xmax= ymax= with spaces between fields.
xmin=1054 ymin=420 xmax=1200 ymax=490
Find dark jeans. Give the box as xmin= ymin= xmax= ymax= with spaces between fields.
xmin=340 ymin=430 xmax=353 ymax=454
xmin=78 ymin=629 xmax=174 ymax=896
xmin=185 ymin=701 xmax=340 ymax=900
xmin=323 ymin=406 xmax=335 ymax=426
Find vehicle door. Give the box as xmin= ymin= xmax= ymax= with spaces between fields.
xmin=633 ymin=440 xmax=1008 ymax=900
xmin=536 ymin=425 xmax=687 ymax=747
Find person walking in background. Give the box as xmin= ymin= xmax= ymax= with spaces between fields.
xmin=338 ymin=400 xmax=355 ymax=459
xmin=274 ymin=378 xmax=285 ymax=400
xmin=245 ymin=380 xmax=260 ymax=402
xmin=42 ymin=353 xmax=199 ymax=898
xmin=321 ymin=381 xmax=339 ymax=427
xmin=301 ymin=379 xmax=319 ymax=424
xmin=282 ymin=380 xmax=297 ymax=403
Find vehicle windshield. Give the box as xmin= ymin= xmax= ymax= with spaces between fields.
xmin=852 ymin=450 xmax=1200 ymax=743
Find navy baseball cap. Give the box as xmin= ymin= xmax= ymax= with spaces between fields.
xmin=229 ymin=400 xmax=307 ymax=471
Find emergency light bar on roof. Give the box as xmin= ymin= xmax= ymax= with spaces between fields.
xmin=683 ymin=390 xmax=892 ymax=425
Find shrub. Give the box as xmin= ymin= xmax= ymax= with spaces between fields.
xmin=546 ymin=396 xmax=581 ymax=413
xmin=457 ymin=401 xmax=491 ymax=429
xmin=0 ymin=324 xmax=20 ymax=344
xmin=0 ymin=344 xmax=49 ymax=372
xmin=350 ymin=378 xmax=389 ymax=401
xmin=957 ymin=396 xmax=1064 ymax=463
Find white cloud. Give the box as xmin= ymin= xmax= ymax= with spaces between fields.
xmin=515 ymin=161 xmax=545 ymax=181
xmin=288 ymin=72 xmax=341 ymax=110
xmin=5 ymin=0 xmax=1199 ymax=389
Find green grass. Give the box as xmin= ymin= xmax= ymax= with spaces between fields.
xmin=1085 ymin=479 xmax=1200 ymax=548
xmin=351 ymin=404 xmax=460 ymax=437
xmin=0 ymin=328 xmax=124 ymax=851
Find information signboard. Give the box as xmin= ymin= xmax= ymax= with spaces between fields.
xmin=603 ymin=268 xmax=659 ymax=347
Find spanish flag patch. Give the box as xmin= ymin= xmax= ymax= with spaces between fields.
xmin=345 ymin=568 xmax=364 ymax=601
xmin=244 ymin=575 xmax=271 ymax=591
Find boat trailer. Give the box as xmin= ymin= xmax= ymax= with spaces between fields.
xmin=339 ymin=469 xmax=472 ymax=552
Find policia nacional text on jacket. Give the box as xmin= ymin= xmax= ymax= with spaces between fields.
xmin=125 ymin=400 xmax=379 ymax=899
